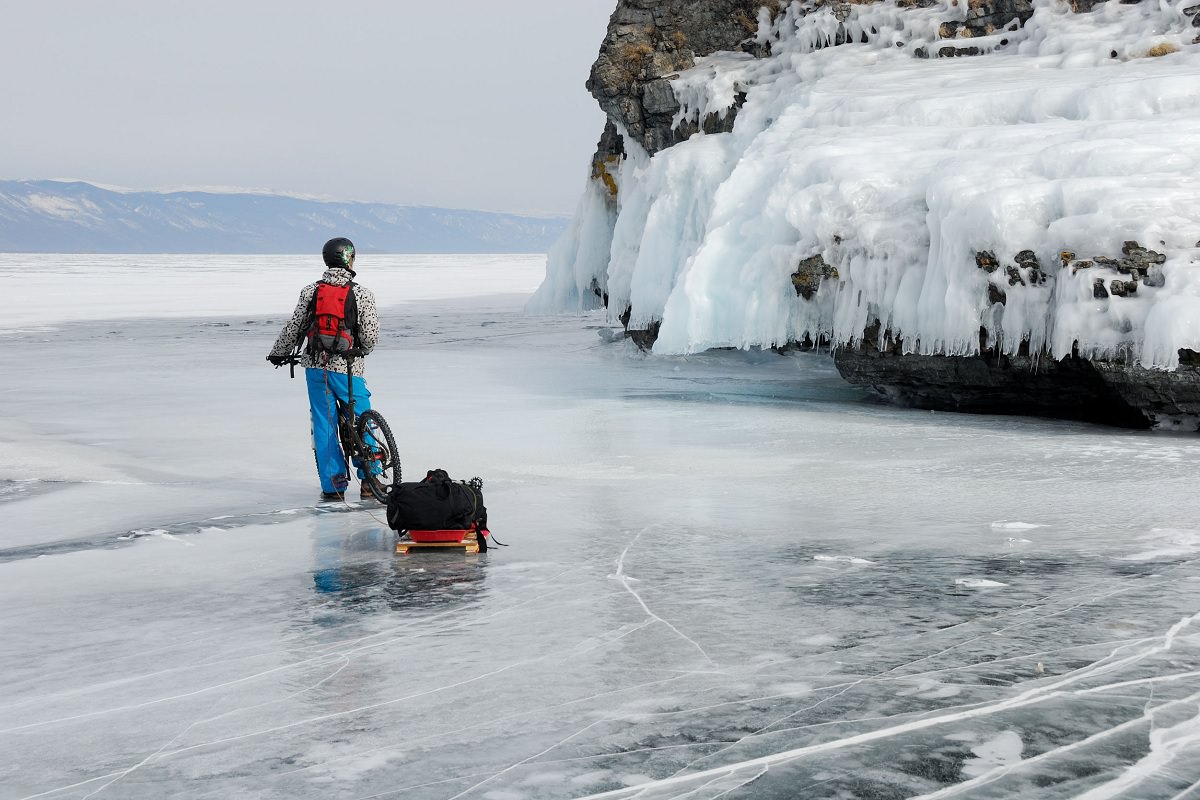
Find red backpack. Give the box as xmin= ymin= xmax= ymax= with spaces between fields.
xmin=305 ymin=282 xmax=359 ymax=355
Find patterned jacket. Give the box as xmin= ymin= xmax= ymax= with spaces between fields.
xmin=268 ymin=267 xmax=380 ymax=377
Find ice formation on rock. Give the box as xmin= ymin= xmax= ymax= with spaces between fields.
xmin=532 ymin=0 xmax=1200 ymax=371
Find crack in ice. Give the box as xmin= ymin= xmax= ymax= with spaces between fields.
xmin=571 ymin=612 xmax=1200 ymax=799
xmin=610 ymin=528 xmax=717 ymax=668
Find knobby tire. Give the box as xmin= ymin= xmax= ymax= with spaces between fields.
xmin=356 ymin=409 xmax=400 ymax=500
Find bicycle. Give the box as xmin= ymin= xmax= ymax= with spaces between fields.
xmin=273 ymin=353 xmax=401 ymax=502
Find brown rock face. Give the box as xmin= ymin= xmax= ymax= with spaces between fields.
xmin=791 ymin=254 xmax=839 ymax=300
xmin=963 ymin=0 xmax=1036 ymax=34
xmin=587 ymin=0 xmax=776 ymax=160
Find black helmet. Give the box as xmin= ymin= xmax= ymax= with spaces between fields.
xmin=322 ymin=237 xmax=356 ymax=269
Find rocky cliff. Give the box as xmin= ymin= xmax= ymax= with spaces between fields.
xmin=539 ymin=0 xmax=1200 ymax=429
xmin=586 ymin=0 xmax=1054 ymax=164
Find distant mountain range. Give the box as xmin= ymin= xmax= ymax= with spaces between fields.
xmin=0 ymin=180 xmax=570 ymax=254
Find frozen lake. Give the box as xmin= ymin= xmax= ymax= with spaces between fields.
xmin=2 ymin=255 xmax=1199 ymax=799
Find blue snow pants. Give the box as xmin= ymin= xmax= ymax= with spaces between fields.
xmin=305 ymin=368 xmax=377 ymax=494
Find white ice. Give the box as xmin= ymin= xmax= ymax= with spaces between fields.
xmin=533 ymin=0 xmax=1200 ymax=369
xmin=958 ymin=730 xmax=1025 ymax=778
xmin=2 ymin=255 xmax=1200 ymax=798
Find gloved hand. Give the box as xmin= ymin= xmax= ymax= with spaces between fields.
xmin=267 ymin=354 xmax=287 ymax=366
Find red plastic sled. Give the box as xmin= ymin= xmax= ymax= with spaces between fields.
xmin=398 ymin=524 xmax=489 ymax=554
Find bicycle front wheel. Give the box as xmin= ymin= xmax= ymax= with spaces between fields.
xmin=356 ymin=409 xmax=401 ymax=500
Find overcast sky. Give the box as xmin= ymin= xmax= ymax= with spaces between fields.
xmin=0 ymin=1 xmax=617 ymax=215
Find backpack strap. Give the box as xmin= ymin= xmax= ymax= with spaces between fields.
xmin=345 ymin=282 xmax=360 ymax=355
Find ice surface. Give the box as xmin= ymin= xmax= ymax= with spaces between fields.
xmin=535 ymin=0 xmax=1200 ymax=368
xmin=3 ymin=256 xmax=1200 ymax=798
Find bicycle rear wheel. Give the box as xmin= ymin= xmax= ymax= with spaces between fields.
xmin=356 ymin=409 xmax=400 ymax=500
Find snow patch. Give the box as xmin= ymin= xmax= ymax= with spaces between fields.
xmin=813 ymin=554 xmax=875 ymax=565
xmin=799 ymin=633 xmax=840 ymax=646
xmin=1121 ymin=527 xmax=1200 ymax=561
xmin=961 ymin=730 xmax=1025 ymax=778
xmin=898 ymin=678 xmax=963 ymax=700
xmin=128 ymin=529 xmax=193 ymax=546
xmin=24 ymin=193 xmax=101 ymax=222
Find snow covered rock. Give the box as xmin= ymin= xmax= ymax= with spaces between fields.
xmin=586 ymin=0 xmax=770 ymax=158
xmin=533 ymin=0 xmax=1200 ymax=429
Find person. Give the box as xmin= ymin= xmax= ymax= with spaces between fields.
xmin=266 ymin=237 xmax=382 ymax=502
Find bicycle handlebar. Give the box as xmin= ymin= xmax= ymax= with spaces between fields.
xmin=268 ymin=353 xmax=302 ymax=378
xmin=269 ymin=350 xmax=363 ymax=379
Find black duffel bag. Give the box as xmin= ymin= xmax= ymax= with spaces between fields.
xmin=385 ymin=469 xmax=487 ymax=533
